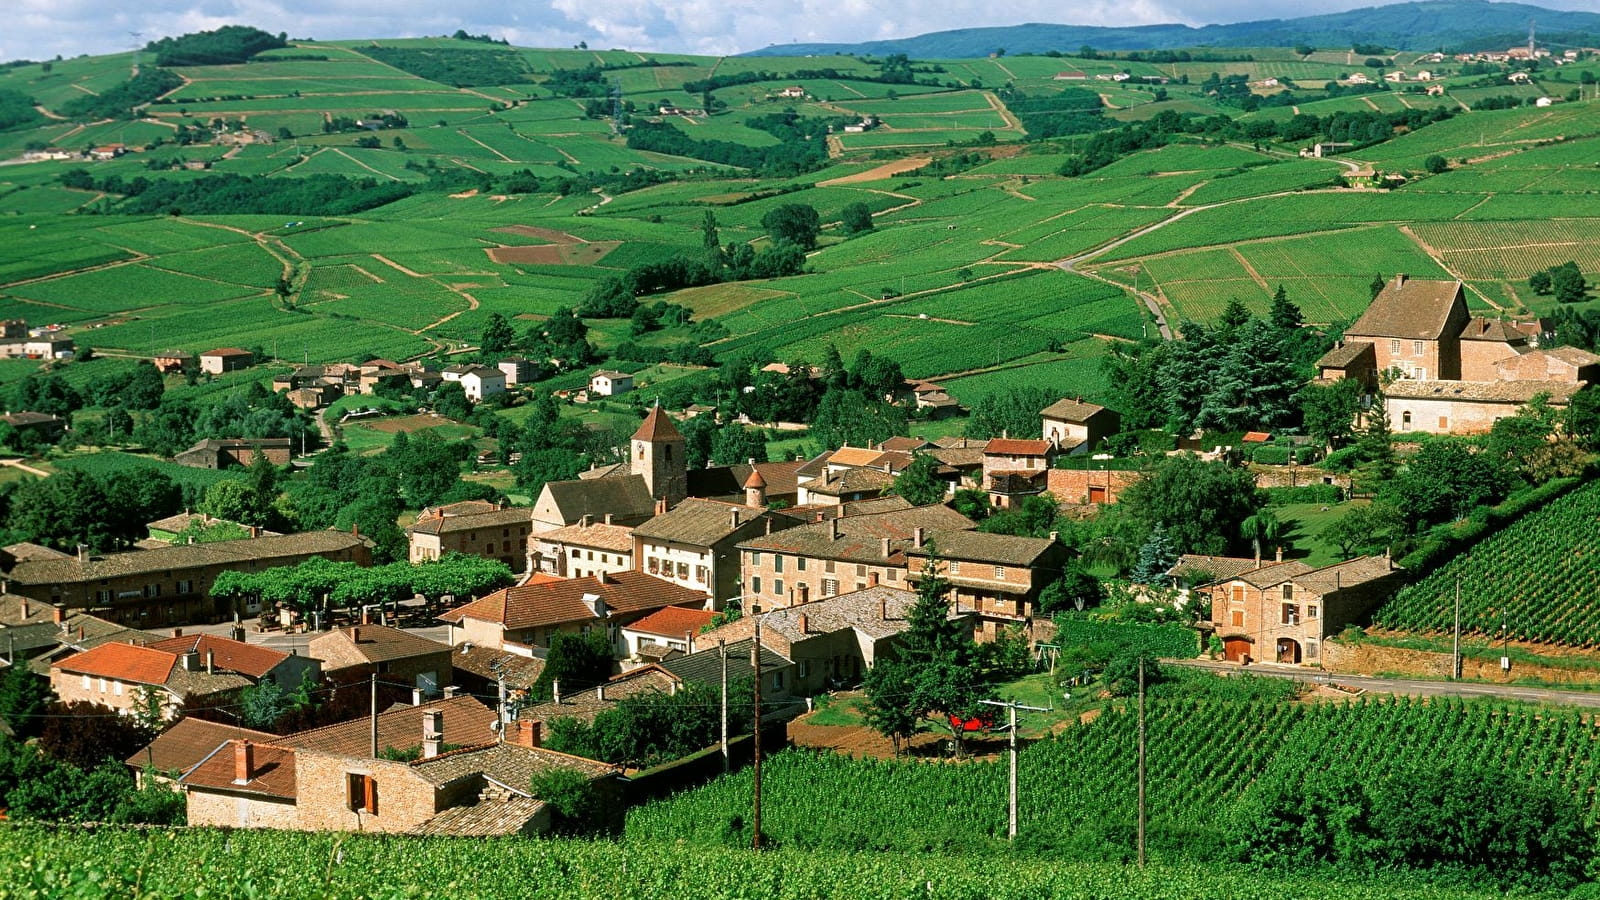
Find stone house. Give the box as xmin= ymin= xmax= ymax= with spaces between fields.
xmin=1338 ymin=276 xmax=1471 ymax=382
xmin=0 ymin=529 xmax=372 ymax=627
xmin=905 ymin=530 xmax=1074 ymax=640
xmin=308 ymin=625 xmax=454 ymax=697
xmin=1385 ymin=379 xmax=1585 ymax=435
xmin=497 ymin=358 xmax=534 ymax=386
xmin=446 ymin=366 xmax=506 ymax=403
xmin=126 ymin=716 xmax=276 ymax=786
xmin=529 ymin=516 xmax=635 ymax=579
xmin=50 ymin=633 xmax=316 ymax=721
xmin=531 ymin=475 xmax=657 ymax=531
xmin=1039 ymin=398 xmax=1120 ymax=452
xmin=199 ymin=348 xmax=254 ymax=374
xmin=407 ymin=506 xmax=535 ymax=572
xmin=1 ymin=411 xmax=66 ymax=443
xmin=632 ymin=499 xmax=802 ymax=605
xmin=618 ymin=605 xmax=716 ymax=660
xmin=699 ymin=586 xmax=925 ymax=694
xmin=737 ymin=504 xmax=976 ymax=611
xmin=1173 ymin=553 xmax=1404 ymax=665
xmin=1046 ymin=466 xmax=1141 ymax=506
xmin=981 ymin=438 xmax=1058 ymax=508
xmin=438 ymin=570 xmax=710 ymax=655
xmin=173 ymin=437 xmax=293 ymax=470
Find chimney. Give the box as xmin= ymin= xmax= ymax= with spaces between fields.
xmin=518 ymin=718 xmax=542 ymax=748
xmin=684 ymin=630 xmax=694 ymax=654
xmin=19 ymin=600 xmax=27 ymax=619
xmin=830 ymin=518 xmax=840 ymax=540
xmin=1394 ymin=273 xmax=1407 ymax=289
xmin=552 ymin=679 xmax=561 ymax=704
xmin=798 ymin=613 xmax=808 ymax=634
xmin=443 ymin=685 xmax=459 ymax=699
xmin=869 ymin=572 xmax=880 ymax=587
xmin=205 ymin=649 xmax=214 ymax=675
xmin=249 ymin=526 xmax=260 ymax=539
xmin=76 ymin=625 xmax=85 ymax=641
xmin=596 ymin=683 xmax=607 ymax=701
xmin=1275 ymin=546 xmax=1283 ymax=564
xmin=422 ymin=708 xmax=443 ymax=759
xmin=881 ymin=537 xmax=891 ymax=558
xmin=1048 ymin=531 xmax=1059 ymax=544
xmin=730 ymin=509 xmax=740 ymax=529
xmin=182 ymin=651 xmax=201 ymax=671
xmin=233 ymin=741 xmax=254 ymax=784
xmin=412 ymin=688 xmax=424 ymax=706
xmin=53 ymin=605 xmax=64 ymax=626
xmin=171 ymin=627 xmax=182 ymax=638
xmin=879 ymin=597 xmax=888 ymax=620
xmin=914 ymin=527 xmax=925 ymax=549
xmin=655 ymin=498 xmax=668 ymax=515
xmin=582 ymin=513 xmax=593 ymax=528
xmin=604 ymin=513 xmax=613 ymax=526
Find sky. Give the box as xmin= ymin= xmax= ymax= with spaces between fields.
xmin=4 ymin=0 xmax=1596 ymax=62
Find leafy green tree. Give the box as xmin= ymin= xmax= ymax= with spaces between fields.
xmin=808 ymin=389 xmax=906 ymax=449
xmin=950 ymin=488 xmax=991 ymax=521
xmin=238 ymin=679 xmax=287 ymax=730
xmin=1369 ymin=272 xmax=1387 ymax=300
xmin=679 ymin=413 xmax=717 ymax=470
xmin=1117 ymin=454 xmax=1261 ymax=557
xmin=1239 ymin=510 xmax=1285 ymax=564
xmin=1529 ymin=270 xmax=1553 ymax=295
xmin=480 ymin=312 xmax=516 ymax=356
xmin=1423 ymin=154 xmax=1448 ymax=174
xmin=532 ymin=631 xmax=614 ymax=702
xmin=709 ymin=425 xmax=768 ymax=466
xmin=761 ymin=203 xmax=821 ymax=250
xmin=1036 ymin=564 xmax=1102 ymax=615
xmin=1299 ymin=378 xmax=1363 ymax=452
xmin=966 ymin=386 xmax=1054 ymax=440
xmin=1104 ymin=654 xmax=1162 ymax=697
xmin=0 ymin=664 xmax=53 ymax=739
xmin=1323 ymin=501 xmax=1404 ymax=558
xmin=1564 ymin=385 xmax=1600 ymax=450
xmin=840 ymin=201 xmax=875 ymax=234
xmin=1383 ymin=438 xmax=1511 ymax=527
xmin=890 ymin=455 xmax=945 ymax=506
xmin=1218 ymin=298 xmax=1252 ymax=331
xmin=979 ymin=493 xmax=1064 ymax=538
xmin=1551 ymin=261 xmax=1587 ymax=304
xmin=529 ymin=768 xmax=614 ymax=834
xmin=861 ymin=659 xmax=919 ymax=757
xmin=1268 ymin=285 xmax=1302 ymax=332
xmin=36 ymin=701 xmax=154 ymax=772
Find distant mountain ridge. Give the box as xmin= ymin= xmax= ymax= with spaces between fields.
xmin=739 ymin=1 xmax=1600 ymax=57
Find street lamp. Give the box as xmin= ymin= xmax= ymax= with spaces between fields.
xmin=1092 ymin=452 xmax=1113 ymax=505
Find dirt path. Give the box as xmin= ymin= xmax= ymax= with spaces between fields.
xmin=818 ymin=157 xmax=930 ymax=186
xmin=457 ymin=129 xmax=515 ymax=163
xmin=1168 ymin=181 xmax=1208 ymax=206
xmin=0 ymin=459 xmax=50 ymax=478
xmin=788 ymin=718 xmax=1011 ymax=761
xmin=1230 ymin=247 xmax=1271 ymax=291
xmin=371 ymin=255 xmax=425 ymax=278
xmin=986 ymin=92 xmax=1023 ymax=133
xmin=34 ymin=105 xmax=66 ymax=121
xmin=329 ymin=147 xmax=401 ymax=180
xmin=416 ymin=291 xmax=479 ymax=334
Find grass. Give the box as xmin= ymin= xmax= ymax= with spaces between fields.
xmin=1273 ymin=499 xmax=1363 ymax=568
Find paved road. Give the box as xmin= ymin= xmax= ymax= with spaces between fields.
xmin=1170 ymin=658 xmax=1600 ymax=708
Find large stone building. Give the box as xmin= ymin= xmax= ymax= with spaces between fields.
xmin=438 ymin=570 xmax=709 ymax=655
xmin=307 ymin=625 xmax=454 ymax=697
xmin=0 ymin=530 xmax=372 ymax=627
xmin=1173 ymin=553 xmax=1405 ymax=665
xmin=407 ymin=506 xmax=535 ymax=572
xmin=1317 ymin=276 xmax=1589 ymax=434
xmin=50 ymin=633 xmax=318 ymax=721
xmin=906 ymin=530 xmax=1074 ymax=640
xmin=631 ymin=498 xmax=801 ymax=606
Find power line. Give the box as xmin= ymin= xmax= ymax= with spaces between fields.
xmin=979 ymin=697 xmax=1051 ymax=840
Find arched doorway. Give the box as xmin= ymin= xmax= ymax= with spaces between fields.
xmin=1276 ymin=638 xmax=1302 ymax=664
xmin=1223 ymin=636 xmax=1253 ymax=663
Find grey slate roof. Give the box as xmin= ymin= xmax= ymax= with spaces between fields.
xmin=660 ymin=638 xmax=789 ymax=686
xmin=540 ymin=475 xmax=656 ymax=524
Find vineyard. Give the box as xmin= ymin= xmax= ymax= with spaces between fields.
xmin=1373 ymin=480 xmax=1600 ymax=646
xmin=0 ymin=824 xmax=1531 ymax=900
xmin=627 ymin=694 xmax=1600 ymax=860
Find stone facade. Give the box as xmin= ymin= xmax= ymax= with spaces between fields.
xmin=185 ymin=789 xmax=299 ymax=829
xmin=740 ymin=550 xmax=906 ymax=610
xmin=292 ymin=751 xmax=473 ymax=833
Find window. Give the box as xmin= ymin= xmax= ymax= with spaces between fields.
xmin=825 ymin=560 xmax=835 ymax=574
xmin=1281 ymin=603 xmax=1299 ymax=626
xmin=798 ymin=660 xmax=810 ymax=678
xmin=469 ymin=532 xmax=477 ymax=542
xmin=99 ymin=678 xmax=107 ymax=693
xmin=1412 ymin=341 xmax=1423 ymax=355
xmin=751 ymin=552 xmax=762 ymax=566
xmin=177 ymin=580 xmax=193 ymax=594
xmin=949 ymin=561 xmax=961 ymax=575
xmin=572 ymin=549 xmax=581 ymax=558
xmin=95 ymin=590 xmax=112 ymax=603
xmin=676 ymin=562 xmax=689 ymax=579
xmin=751 ymin=576 xmax=762 ymax=595
xmin=487 ymin=543 xmax=496 ymax=554
xmin=1308 ymin=604 xmax=1320 ymax=619
xmin=647 ymin=557 xmax=659 ymax=574
xmin=856 ymin=565 xmax=866 ymax=577
xmin=1306 ymin=641 xmax=1319 ymax=659
xmin=796 ymin=558 xmax=806 ymax=572
xmin=774 ymin=556 xmax=784 ymax=574
xmin=1230 ymin=585 xmax=1244 ymax=603
xmin=772 ymin=671 xmax=784 ymax=690
xmin=1281 ymin=585 xmax=1293 ymax=601
xmin=1401 ymin=411 xmax=1412 ymax=431
xmin=502 ymin=528 xmax=510 ymax=538
xmin=1412 ymin=367 xmax=1424 ymax=380
xmin=1438 ymin=416 xmax=1449 ymax=430
xmin=822 ymin=578 xmax=839 ymax=597
xmin=695 ymin=566 xmax=709 ymax=584
xmin=81 ymin=674 xmax=90 ymax=690
xmin=113 ymin=681 xmax=123 ymax=696
xmin=888 ymin=569 xmax=899 ymax=582
xmin=994 ymin=566 xmax=1005 ymax=579
xmin=347 ymin=773 xmax=378 ymax=814
xmin=1231 ymin=610 xmax=1245 ymax=627
xmin=143 ymin=584 xmax=161 ymax=598
xmin=1389 ymin=339 xmax=1400 ymax=355
xmin=586 ymin=551 xmax=594 ymax=561
xmin=773 ymin=578 xmax=784 ymax=597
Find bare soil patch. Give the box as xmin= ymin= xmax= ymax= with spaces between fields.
xmin=788 ymin=718 xmax=1011 ymax=761
xmin=491 ymin=225 xmax=587 ymax=243
xmin=485 ymin=241 xmax=619 ymax=265
xmin=819 ymin=157 xmax=932 ymax=186
xmin=360 ymin=413 xmax=460 ymax=434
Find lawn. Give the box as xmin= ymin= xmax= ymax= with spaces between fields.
xmin=1274 ymin=499 xmax=1365 ymax=568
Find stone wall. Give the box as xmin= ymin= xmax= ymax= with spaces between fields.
xmin=1323 ymin=639 xmax=1600 ymax=685
xmin=185 ymin=789 xmax=298 ymax=829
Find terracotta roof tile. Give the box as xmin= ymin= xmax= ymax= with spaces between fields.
xmin=440 ymin=571 xmax=707 ymax=631
xmin=633 ymin=499 xmax=798 ymax=547
xmin=308 ymin=625 xmax=452 ymax=667
xmin=1346 ymin=278 xmax=1464 ymax=340
xmin=142 ymin=634 xmax=288 ymax=679
xmin=181 ymin=739 xmax=296 ymax=798
xmin=126 ymin=717 xmax=274 ymax=774
xmin=409 ymin=797 xmax=547 ymax=836
xmin=283 ymin=695 xmax=498 ymax=757
xmin=409 ymin=507 xmax=533 ymax=536
xmin=53 ymin=642 xmax=175 ymax=685
xmin=535 ymin=522 xmax=635 ymax=553
xmin=631 ymin=406 xmax=682 ymax=442
xmin=625 ymin=606 xmax=716 ymax=639
xmin=1040 ymin=398 xmax=1108 ymax=421
xmin=1385 ymin=379 xmax=1584 ymax=403
xmin=739 ymin=504 xmax=976 ymax=565
xmin=984 ymin=438 xmax=1053 ymax=456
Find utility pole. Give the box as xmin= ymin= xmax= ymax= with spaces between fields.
xmin=369 ymin=673 xmax=379 ymax=758
xmin=980 ymin=698 xmax=1051 ymax=840
xmin=719 ymin=639 xmax=729 ymax=773
xmin=1137 ymin=659 xmax=1146 ymax=868
xmin=751 ymin=617 xmax=763 ymax=850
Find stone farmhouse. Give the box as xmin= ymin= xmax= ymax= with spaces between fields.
xmin=1317 ymin=276 xmax=1593 ymax=434
xmin=906 ymin=530 xmax=1074 ymax=640
xmin=50 ymin=633 xmax=318 ymax=721
xmin=307 ymin=624 xmax=454 ymax=698
xmin=438 ymin=570 xmax=709 ymax=655
xmin=407 ymin=505 xmax=535 ymax=572
xmin=1172 ymin=553 xmax=1405 ymax=665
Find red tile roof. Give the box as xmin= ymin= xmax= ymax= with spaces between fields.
xmin=54 ymin=642 xmax=175 ymax=686
xmin=625 ymin=606 xmax=716 ymax=639
xmin=631 ymin=405 xmax=682 ymax=442
xmin=181 ymin=740 xmax=297 ymax=799
xmin=143 ymin=634 xmax=289 ymax=679
xmin=440 ymin=571 xmax=707 ymax=631
xmin=284 ymin=695 xmax=498 ymax=757
xmin=127 ymin=717 xmax=275 ymax=774
xmin=984 ymin=439 xmax=1052 ymax=456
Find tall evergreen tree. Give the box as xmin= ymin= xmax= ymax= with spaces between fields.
xmin=1269 ymin=284 xmax=1302 ymax=331
xmin=1130 ymin=524 xmax=1179 ymax=585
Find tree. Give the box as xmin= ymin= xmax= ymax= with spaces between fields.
xmin=709 ymin=425 xmax=768 ymax=467
xmin=1530 ymin=270 xmax=1553 ymax=295
xmin=1129 ymin=524 xmax=1179 ymax=585
xmin=891 ymin=454 xmax=945 ymax=506
xmin=1239 ymin=510 xmax=1285 ymax=565
xmin=966 ymin=386 xmax=1055 ymax=440
xmin=1550 ymin=261 xmax=1587 ymax=304
xmin=1324 ymin=501 xmax=1404 ymax=558
xmin=1104 ymin=654 xmax=1162 ymax=697
xmin=529 ymin=768 xmax=613 ymax=834
xmin=1037 ymin=564 xmax=1102 ymax=615
xmin=1117 ymin=454 xmax=1262 ymax=557
xmin=1383 ymin=438 xmax=1511 ymax=527
xmin=1268 ymin=285 xmax=1302 ymax=332
xmin=761 ymin=203 xmax=821 ymax=250
xmin=1369 ymin=272 xmax=1387 ymax=300
xmin=861 ymin=659 xmax=918 ymax=757
xmin=532 ymin=631 xmax=614 ymax=701
xmin=238 ymin=679 xmax=287 ymax=730
xmin=808 ymin=389 xmax=906 ymax=450
xmin=481 ymin=312 xmax=516 ymax=356
xmin=1299 ymin=378 xmax=1363 ymax=452
xmin=0 ymin=664 xmax=53 ymax=739
xmin=840 ymin=201 xmax=874 ymax=235
xmin=36 ymin=701 xmax=154 ymax=772
xmin=1218 ymin=298 xmax=1252 ymax=331
xmin=1423 ymin=154 xmax=1448 ymax=174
